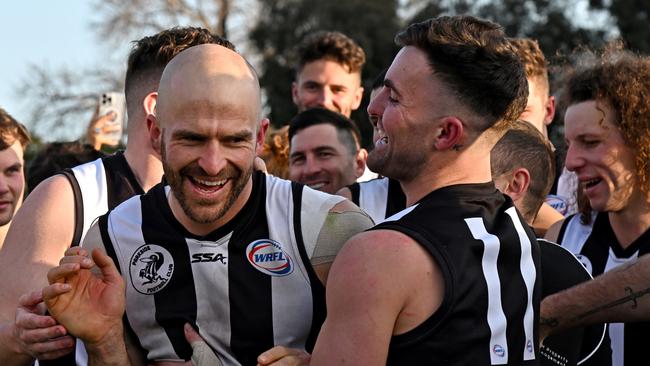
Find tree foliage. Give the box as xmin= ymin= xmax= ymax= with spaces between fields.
xmin=250 ymin=0 xmax=401 ymax=147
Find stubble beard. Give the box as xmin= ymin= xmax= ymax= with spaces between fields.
xmin=162 ymin=142 xmax=254 ymax=225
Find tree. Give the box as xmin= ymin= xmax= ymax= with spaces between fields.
xmin=250 ymin=0 xmax=401 ymax=147
xmin=16 ymin=0 xmax=242 ymax=142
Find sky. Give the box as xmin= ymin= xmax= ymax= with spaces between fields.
xmin=0 ymin=1 xmax=127 ymax=133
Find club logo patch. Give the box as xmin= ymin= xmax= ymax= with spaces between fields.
xmin=130 ymin=244 xmax=174 ymax=294
xmin=246 ymin=239 xmax=293 ymax=276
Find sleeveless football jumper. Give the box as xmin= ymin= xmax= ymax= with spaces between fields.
xmin=372 ymin=183 xmax=541 ymax=365
xmin=100 ymin=171 xmax=343 ymax=364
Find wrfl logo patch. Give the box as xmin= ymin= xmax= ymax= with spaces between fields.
xmin=246 ymin=239 xmax=294 ymax=276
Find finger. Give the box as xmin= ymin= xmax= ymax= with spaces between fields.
xmin=17 ymin=323 xmax=68 ymax=343
xmin=257 ymin=346 xmax=299 ymax=364
xmin=92 ymin=248 xmax=122 ymax=285
xmin=184 ymin=323 xmax=203 ymax=345
xmin=27 ymin=336 xmax=75 ymax=359
xmin=17 ymin=290 xmax=45 ymax=309
xmin=15 ymin=307 xmax=57 ymax=329
xmin=42 ymin=283 xmax=72 ymax=302
xmin=93 ymin=111 xmax=117 ymax=127
xmin=47 ymin=263 xmax=81 ymax=284
xmin=254 ymin=157 xmax=268 ymax=173
xmin=60 ymin=255 xmax=94 ymax=269
xmin=64 ymin=247 xmax=88 ymax=257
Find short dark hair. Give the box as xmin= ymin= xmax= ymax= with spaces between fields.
xmin=26 ymin=141 xmax=104 ymax=194
xmin=395 ymin=15 xmax=528 ymax=132
xmin=124 ymin=27 xmax=236 ymax=117
xmin=295 ymin=31 xmax=365 ymax=75
xmin=491 ymin=120 xmax=555 ymax=222
xmin=0 ymin=108 xmax=30 ymax=150
xmin=288 ymin=108 xmax=361 ymax=155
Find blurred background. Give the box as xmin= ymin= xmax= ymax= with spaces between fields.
xmin=1 ymin=0 xmax=648 ymax=154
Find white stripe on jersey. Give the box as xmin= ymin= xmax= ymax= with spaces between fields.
xmin=383 ymin=204 xmax=418 ymax=223
xmin=465 ymin=217 xmax=509 ymax=365
xmin=108 ymin=193 xmax=179 ymax=360
xmin=189 ymin=235 xmax=233 ymax=365
xmin=505 ymin=207 xmax=536 ymax=361
xmin=71 ymin=157 xmax=109 ymax=245
xmin=358 ymin=177 xmax=390 ymax=224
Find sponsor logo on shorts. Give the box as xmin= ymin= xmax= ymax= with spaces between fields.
xmin=493 ymin=344 xmax=506 ymax=358
xmin=130 ymin=244 xmax=174 ymax=294
xmin=246 ymin=239 xmax=293 ymax=276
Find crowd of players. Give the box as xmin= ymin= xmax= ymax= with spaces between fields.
xmin=0 ymin=13 xmax=649 ymax=366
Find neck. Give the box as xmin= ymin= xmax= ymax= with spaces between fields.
xmin=0 ymin=222 xmax=9 ymax=250
xmin=401 ymin=146 xmax=492 ymax=206
xmin=123 ymin=126 xmax=163 ymax=192
xmin=169 ymin=179 xmax=254 ymax=236
xmin=608 ymin=194 xmax=650 ymax=248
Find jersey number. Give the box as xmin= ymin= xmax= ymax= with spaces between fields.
xmin=464 ymin=207 xmax=536 ymax=365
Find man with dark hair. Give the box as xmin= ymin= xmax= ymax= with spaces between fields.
xmin=0 ymin=27 xmax=234 ymax=365
xmin=292 ymin=31 xmax=365 ymax=118
xmin=491 ymin=121 xmax=555 ymax=227
xmin=260 ymin=15 xmax=541 ymax=365
xmin=288 ymin=108 xmax=366 ymax=194
xmin=41 ymin=43 xmax=373 ymax=365
xmin=0 ymin=108 xmax=30 ymax=248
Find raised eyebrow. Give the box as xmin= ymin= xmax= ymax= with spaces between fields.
xmin=383 ymin=79 xmax=402 ymax=98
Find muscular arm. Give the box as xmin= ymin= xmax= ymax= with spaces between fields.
xmin=0 ymin=175 xmax=76 ymax=363
xmin=309 ymin=229 xmax=443 ymax=365
xmin=541 ymin=254 xmax=650 ymax=341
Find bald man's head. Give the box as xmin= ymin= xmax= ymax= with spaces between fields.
xmin=156 ymin=44 xmax=261 ymax=128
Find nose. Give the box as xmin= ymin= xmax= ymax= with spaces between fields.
xmin=564 ymin=143 xmax=583 ymax=172
xmin=198 ymin=142 xmax=227 ymax=176
xmin=315 ymin=88 xmax=335 ymax=110
xmin=303 ymin=155 xmax=323 ymax=178
xmin=367 ymin=88 xmax=385 ymax=122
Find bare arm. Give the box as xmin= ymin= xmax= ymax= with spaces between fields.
xmin=309 ymin=229 xmax=443 ymax=365
xmin=0 ymin=175 xmax=76 ymax=363
xmin=541 ymin=253 xmax=650 ymax=341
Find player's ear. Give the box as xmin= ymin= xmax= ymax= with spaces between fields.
xmin=433 ymin=116 xmax=464 ymax=151
xmin=355 ymin=148 xmax=368 ymax=178
xmin=507 ymin=168 xmax=531 ymax=201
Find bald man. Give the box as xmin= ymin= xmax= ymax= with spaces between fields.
xmin=42 ymin=44 xmax=372 ymax=364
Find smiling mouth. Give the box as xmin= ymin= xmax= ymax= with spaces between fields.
xmin=308 ymin=182 xmax=326 ymax=190
xmin=189 ymin=177 xmax=227 ymax=192
xmin=584 ymin=178 xmax=602 ymax=189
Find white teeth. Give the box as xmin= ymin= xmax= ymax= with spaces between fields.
xmin=309 ymin=183 xmax=325 ymax=190
xmin=194 ymin=178 xmax=226 ymax=187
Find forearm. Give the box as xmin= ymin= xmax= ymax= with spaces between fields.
xmin=0 ymin=323 xmax=33 ymax=366
xmin=86 ymin=324 xmax=131 ymax=366
xmin=541 ymin=256 xmax=650 ymax=339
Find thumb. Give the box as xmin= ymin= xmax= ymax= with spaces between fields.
xmin=91 ymin=248 xmax=122 ymax=285
xmin=18 ymin=290 xmax=44 ymax=309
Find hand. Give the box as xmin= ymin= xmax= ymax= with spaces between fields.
xmin=257 ymin=346 xmax=311 ymax=366
xmin=254 ymin=157 xmax=268 ymax=173
xmin=184 ymin=323 xmax=222 ymax=366
xmin=42 ymin=248 xmax=125 ymax=346
xmin=86 ymin=106 xmax=121 ymax=150
xmin=13 ymin=290 xmax=74 ymax=360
